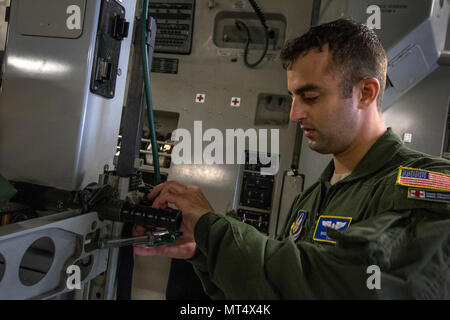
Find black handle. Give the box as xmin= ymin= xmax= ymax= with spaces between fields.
xmin=120 ymin=202 xmax=182 ymax=232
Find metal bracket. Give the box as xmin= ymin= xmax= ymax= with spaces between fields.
xmin=0 ymin=211 xmax=111 ymax=300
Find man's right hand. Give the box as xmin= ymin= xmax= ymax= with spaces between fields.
xmin=133 ymin=180 xmax=214 ymax=259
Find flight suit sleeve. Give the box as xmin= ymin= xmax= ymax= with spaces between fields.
xmin=189 ymin=208 xmax=450 ymax=299
xmin=0 ymin=174 xmax=16 ymax=208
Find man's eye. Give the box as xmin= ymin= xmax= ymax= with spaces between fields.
xmin=303 ymin=96 xmax=319 ymax=103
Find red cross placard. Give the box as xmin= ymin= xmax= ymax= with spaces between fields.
xmin=231 ymin=97 xmax=241 ymax=107
xmin=195 ymin=94 xmax=206 ymax=103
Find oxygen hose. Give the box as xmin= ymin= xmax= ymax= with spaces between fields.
xmin=141 ymin=0 xmax=161 ymax=185
xmin=235 ymin=0 xmax=271 ymax=68
xmin=248 ymin=0 xmax=268 ymax=29
xmin=235 ymin=20 xmax=269 ymax=68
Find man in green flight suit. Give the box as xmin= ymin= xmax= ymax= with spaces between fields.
xmin=134 ymin=19 xmax=450 ymax=299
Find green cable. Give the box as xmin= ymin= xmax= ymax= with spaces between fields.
xmin=141 ymin=0 xmax=161 ymax=185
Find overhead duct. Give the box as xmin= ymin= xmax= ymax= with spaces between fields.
xmin=318 ymin=0 xmax=449 ymax=111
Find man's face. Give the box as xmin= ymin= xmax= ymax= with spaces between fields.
xmin=287 ymin=46 xmax=360 ymax=155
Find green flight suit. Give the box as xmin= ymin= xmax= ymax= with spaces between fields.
xmin=189 ymin=128 xmax=450 ymax=299
xmin=0 ymin=174 xmax=16 ymax=208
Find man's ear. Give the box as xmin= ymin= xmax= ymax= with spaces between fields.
xmin=357 ymin=77 xmax=380 ymax=110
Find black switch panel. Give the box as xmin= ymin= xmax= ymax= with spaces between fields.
xmin=149 ymin=0 xmax=195 ymax=54
xmin=244 ymin=150 xmax=276 ymax=172
xmin=90 ymin=0 xmax=129 ymax=99
xmin=239 ymin=172 xmax=274 ymax=211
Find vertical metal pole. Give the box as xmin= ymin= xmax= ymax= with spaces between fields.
xmin=103 ymin=221 xmax=124 ymax=300
xmin=82 ymin=281 xmax=92 ymax=300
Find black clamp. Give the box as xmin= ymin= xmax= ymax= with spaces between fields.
xmin=112 ymin=15 xmax=130 ymax=41
xmin=74 ymin=183 xmax=116 ymax=214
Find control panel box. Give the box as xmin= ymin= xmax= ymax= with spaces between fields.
xmin=233 ymin=151 xmax=277 ymax=234
xmin=149 ymin=0 xmax=195 ymax=54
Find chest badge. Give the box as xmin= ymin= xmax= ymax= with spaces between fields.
xmin=290 ymin=210 xmax=307 ymax=241
xmin=313 ymin=215 xmax=352 ymax=244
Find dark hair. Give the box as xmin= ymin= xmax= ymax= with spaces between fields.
xmin=280 ymin=18 xmax=387 ymax=109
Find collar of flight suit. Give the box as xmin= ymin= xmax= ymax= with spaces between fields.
xmin=318 ymin=128 xmax=404 ymax=185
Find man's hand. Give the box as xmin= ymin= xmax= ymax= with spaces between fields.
xmin=133 ymin=225 xmax=197 ymax=259
xmin=133 ymin=181 xmax=214 ymax=259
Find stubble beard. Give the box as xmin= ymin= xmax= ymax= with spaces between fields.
xmin=307 ymin=101 xmax=358 ymax=155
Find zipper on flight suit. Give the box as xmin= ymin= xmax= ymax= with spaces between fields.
xmin=316 ymin=182 xmax=338 ymax=217
xmin=301 ymin=182 xmax=342 ymax=243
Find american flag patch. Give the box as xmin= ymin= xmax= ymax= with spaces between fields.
xmin=396 ymin=167 xmax=450 ymax=191
xmin=408 ymin=188 xmax=450 ymax=203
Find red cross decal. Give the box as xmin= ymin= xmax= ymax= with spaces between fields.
xmin=411 ymin=189 xmax=424 ymax=198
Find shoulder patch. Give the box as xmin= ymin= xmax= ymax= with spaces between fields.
xmin=290 ymin=210 xmax=307 ymax=241
xmin=396 ymin=166 xmax=450 ymax=192
xmin=313 ymin=215 xmax=352 ymax=244
xmin=408 ymin=188 xmax=450 ymax=204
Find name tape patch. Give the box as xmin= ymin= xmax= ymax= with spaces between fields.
xmin=408 ymin=188 xmax=450 ymax=204
xmin=396 ymin=166 xmax=450 ymax=192
xmin=290 ymin=210 xmax=307 ymax=241
xmin=313 ymin=215 xmax=352 ymax=244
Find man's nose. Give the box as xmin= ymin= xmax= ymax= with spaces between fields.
xmin=290 ymin=97 xmax=307 ymax=122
